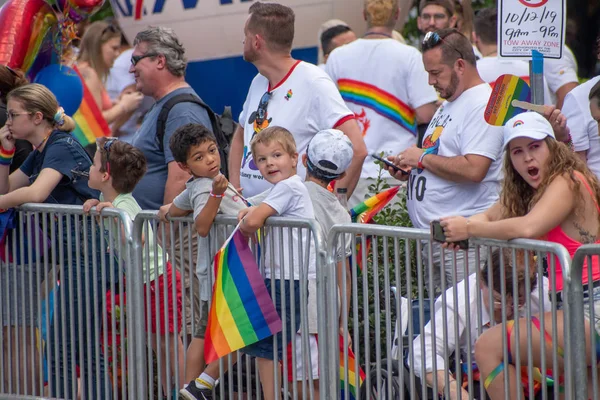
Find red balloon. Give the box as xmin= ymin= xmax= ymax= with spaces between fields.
xmin=0 ymin=0 xmax=57 ymax=73
xmin=66 ymin=0 xmax=104 ymax=20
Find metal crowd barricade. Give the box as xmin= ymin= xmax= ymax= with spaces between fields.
xmin=131 ymin=212 xmax=329 ymax=400
xmin=0 ymin=203 xmax=136 ymax=400
xmin=327 ymin=223 xmax=573 ymax=400
xmin=570 ymin=245 xmax=600 ymax=400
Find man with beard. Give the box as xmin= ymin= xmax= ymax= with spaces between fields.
xmin=229 ymin=1 xmax=367 ymax=198
xmin=390 ymin=29 xmax=504 ymax=293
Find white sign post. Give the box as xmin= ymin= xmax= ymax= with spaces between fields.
xmin=498 ymin=0 xmax=566 ymax=60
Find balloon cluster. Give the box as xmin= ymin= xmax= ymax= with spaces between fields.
xmin=0 ymin=0 xmax=105 ymax=115
xmin=0 ymin=0 xmax=105 ymax=78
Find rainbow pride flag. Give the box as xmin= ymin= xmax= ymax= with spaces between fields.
xmin=71 ymin=66 xmax=111 ymax=146
xmin=338 ymin=78 xmax=416 ymax=135
xmin=204 ymin=228 xmax=282 ymax=364
xmin=350 ymin=186 xmax=400 ymax=224
xmin=484 ymin=74 xmax=531 ymax=127
xmin=339 ymin=335 xmax=365 ymax=399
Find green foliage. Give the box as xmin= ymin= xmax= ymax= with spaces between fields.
xmin=347 ymin=162 xmax=421 ymax=366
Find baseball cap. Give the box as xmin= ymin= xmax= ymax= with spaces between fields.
xmin=306 ymin=129 xmax=353 ymax=178
xmin=503 ymin=112 xmax=555 ymax=149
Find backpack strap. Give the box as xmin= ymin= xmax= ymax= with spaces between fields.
xmin=156 ymin=93 xmax=225 ymax=153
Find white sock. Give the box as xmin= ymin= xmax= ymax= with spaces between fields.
xmin=194 ymin=372 xmax=215 ymax=389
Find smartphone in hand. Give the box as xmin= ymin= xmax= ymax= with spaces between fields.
xmin=430 ymin=220 xmax=469 ymax=250
xmin=372 ymin=154 xmax=409 ymax=175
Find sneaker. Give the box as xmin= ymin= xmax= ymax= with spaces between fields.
xmin=179 ymin=382 xmax=212 ymax=400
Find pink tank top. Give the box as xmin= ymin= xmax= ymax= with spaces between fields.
xmin=101 ymin=88 xmax=112 ymax=111
xmin=546 ymin=171 xmax=600 ymax=291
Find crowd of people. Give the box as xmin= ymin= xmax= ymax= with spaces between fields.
xmin=1 ymin=0 xmax=599 ymax=399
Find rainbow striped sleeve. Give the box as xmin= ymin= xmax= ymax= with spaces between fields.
xmin=71 ymin=66 xmax=111 ymax=146
xmin=204 ymin=230 xmax=282 ymax=364
xmin=338 ymin=78 xmax=417 ymax=135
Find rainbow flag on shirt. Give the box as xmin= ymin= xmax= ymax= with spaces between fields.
xmin=204 ymin=228 xmax=282 ymax=364
xmin=71 ymin=65 xmax=111 ymax=146
xmin=339 ymin=335 xmax=365 ymax=399
xmin=338 ymin=78 xmax=417 ymax=135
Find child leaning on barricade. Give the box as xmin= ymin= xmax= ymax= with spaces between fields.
xmin=280 ymin=128 xmax=354 ymax=398
xmin=82 ymin=137 xmax=185 ymax=395
xmin=158 ymin=123 xmax=251 ymax=400
xmin=235 ymin=126 xmax=317 ymax=400
xmin=411 ymin=248 xmax=552 ymax=399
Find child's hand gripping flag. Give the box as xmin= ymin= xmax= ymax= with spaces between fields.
xmin=203 ymin=224 xmax=282 ymax=364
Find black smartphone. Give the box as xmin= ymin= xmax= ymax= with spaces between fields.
xmin=372 ymin=154 xmax=409 ymax=175
xmin=430 ymin=220 xmax=469 ymax=250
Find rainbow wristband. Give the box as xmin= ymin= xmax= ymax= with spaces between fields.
xmin=0 ymin=146 xmax=15 ymax=166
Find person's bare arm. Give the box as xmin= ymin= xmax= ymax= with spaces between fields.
xmin=555 ymin=82 xmax=578 ymax=110
xmin=442 ymin=175 xmax=575 ymax=241
xmin=333 ymin=119 xmax=367 ymax=196
xmin=0 ymin=168 xmax=63 ymax=208
xmin=238 ymin=203 xmax=277 ymax=235
xmin=421 ymin=152 xmax=492 ymax=183
xmin=228 ymin=125 xmax=244 ymax=190
xmin=163 ymin=162 xmax=190 ymax=205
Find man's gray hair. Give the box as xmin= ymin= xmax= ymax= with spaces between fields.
xmin=134 ymin=26 xmax=187 ymax=77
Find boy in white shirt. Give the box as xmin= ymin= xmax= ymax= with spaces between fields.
xmin=237 ymin=126 xmax=316 ymax=400
xmin=83 ymin=138 xmax=185 ymax=395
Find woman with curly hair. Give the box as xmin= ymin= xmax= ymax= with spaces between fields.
xmin=440 ymin=111 xmax=600 ymax=398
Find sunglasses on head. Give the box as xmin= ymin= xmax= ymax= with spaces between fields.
xmin=101 ymin=137 xmax=118 ymax=174
xmin=131 ymin=52 xmax=158 ymax=66
xmin=102 ymin=23 xmax=120 ymax=35
xmin=255 ymin=91 xmax=272 ymax=127
xmin=422 ymin=30 xmax=464 ymax=60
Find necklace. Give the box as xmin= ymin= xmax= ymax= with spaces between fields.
xmin=34 ymin=132 xmax=52 ymax=151
xmin=363 ymin=31 xmax=393 ymax=39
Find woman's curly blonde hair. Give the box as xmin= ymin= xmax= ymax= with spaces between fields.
xmin=501 ymin=137 xmax=600 ymax=223
xmin=365 ymin=0 xmax=398 ymax=28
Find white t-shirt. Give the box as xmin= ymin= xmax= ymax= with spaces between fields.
xmin=262 ymin=175 xmax=316 ymax=280
xmin=238 ymin=61 xmax=354 ymax=197
xmin=563 ymin=76 xmax=600 ymax=178
xmin=544 ymin=46 xmax=579 ymax=104
xmin=477 ymin=57 xmax=552 ymax=105
xmin=326 ymin=38 xmax=438 ymax=178
xmin=407 ymin=83 xmax=504 ymax=229
xmin=173 ymin=177 xmax=249 ymax=300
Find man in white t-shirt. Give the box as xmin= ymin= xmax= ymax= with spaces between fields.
xmin=229 ymin=2 xmax=367 ymax=198
xmin=544 ymin=46 xmax=579 ymax=108
xmin=326 ymin=0 xmax=438 ymax=206
xmin=391 ymin=29 xmax=503 ymax=293
xmin=473 ymin=7 xmax=552 ymax=105
xmin=562 ymin=76 xmax=600 ymax=177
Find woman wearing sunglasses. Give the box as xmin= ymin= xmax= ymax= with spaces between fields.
xmin=76 ymin=21 xmax=143 ymax=136
xmin=1 ymin=83 xmax=113 ymax=398
xmin=412 ymin=248 xmax=551 ymax=400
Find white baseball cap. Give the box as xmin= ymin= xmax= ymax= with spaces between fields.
xmin=503 ymin=112 xmax=555 ymax=149
xmin=306 ymin=129 xmax=353 ymax=178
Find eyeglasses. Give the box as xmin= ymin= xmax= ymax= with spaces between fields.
xmin=131 ymin=52 xmax=158 ymax=66
xmin=6 ymin=111 xmax=31 ymax=121
xmin=420 ymin=13 xmax=449 ymax=22
xmin=102 ymin=137 xmax=118 ymax=174
xmin=255 ymin=91 xmax=272 ymax=127
xmin=422 ymin=30 xmax=464 ymax=60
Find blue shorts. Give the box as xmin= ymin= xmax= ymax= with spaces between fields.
xmin=242 ymin=279 xmax=302 ymax=361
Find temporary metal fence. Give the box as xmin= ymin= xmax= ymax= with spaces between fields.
xmin=0 ymin=203 xmax=135 ymax=400
xmin=570 ymin=245 xmax=600 ymax=400
xmin=327 ymin=224 xmax=575 ymax=400
xmin=1 ymin=205 xmax=595 ymax=400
